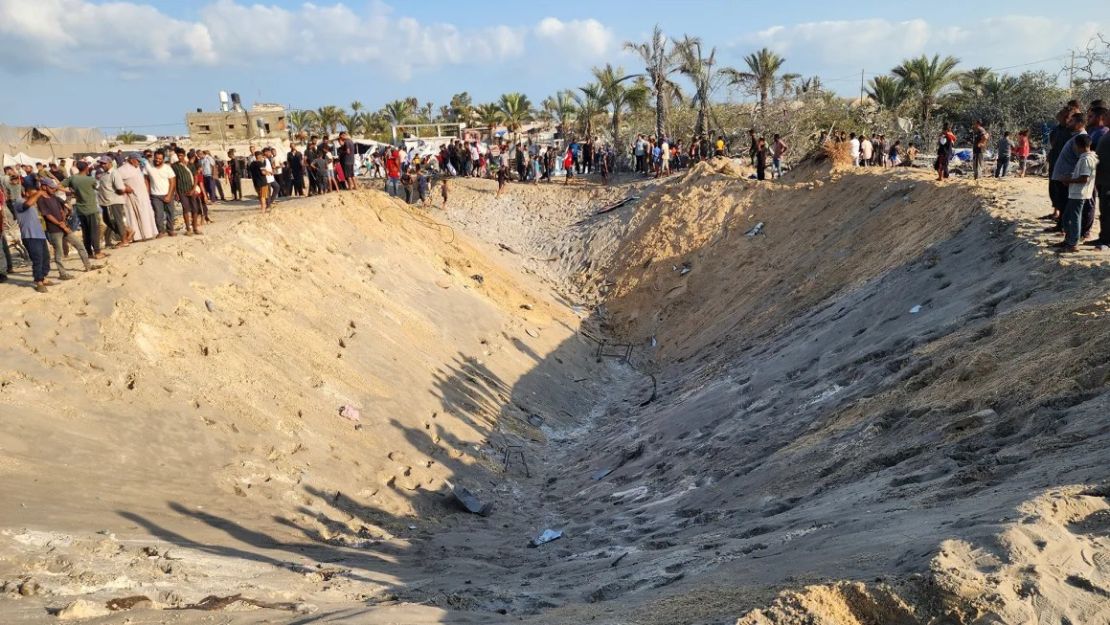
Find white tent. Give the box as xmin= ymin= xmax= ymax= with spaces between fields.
xmin=3 ymin=152 xmax=38 ymax=167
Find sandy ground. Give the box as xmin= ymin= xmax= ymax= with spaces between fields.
xmin=0 ymin=161 xmax=1108 ymax=625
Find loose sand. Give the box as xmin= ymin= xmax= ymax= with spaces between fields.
xmin=0 ymin=163 xmax=1107 ymax=625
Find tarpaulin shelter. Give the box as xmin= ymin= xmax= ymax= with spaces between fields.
xmin=0 ymin=124 xmax=107 ymax=161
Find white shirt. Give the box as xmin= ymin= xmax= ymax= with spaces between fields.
xmin=849 ymin=138 xmax=861 ymax=158
xmin=146 ymin=163 xmax=175 ymax=196
xmin=264 ymin=158 xmax=275 ymax=184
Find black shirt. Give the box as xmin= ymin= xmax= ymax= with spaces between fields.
xmin=248 ymin=160 xmax=266 ymax=187
xmin=288 ymin=151 xmax=304 ymax=175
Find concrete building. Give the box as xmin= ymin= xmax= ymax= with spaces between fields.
xmin=185 ymin=103 xmax=287 ymax=143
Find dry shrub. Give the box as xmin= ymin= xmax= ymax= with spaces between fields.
xmin=822 ymin=139 xmax=853 ymax=169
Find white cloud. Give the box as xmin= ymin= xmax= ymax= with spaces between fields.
xmin=732 ymin=16 xmax=1105 ymax=82
xmin=0 ymin=0 xmax=584 ymax=79
xmin=534 ymin=17 xmax=615 ymax=61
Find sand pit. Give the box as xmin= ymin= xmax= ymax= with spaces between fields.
xmin=0 ymin=167 xmax=1108 ymax=625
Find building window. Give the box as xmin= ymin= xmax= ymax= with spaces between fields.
xmin=228 ymin=124 xmax=236 ymax=129
xmin=198 ymin=124 xmax=211 ymax=132
xmin=263 ymin=123 xmax=271 ymax=133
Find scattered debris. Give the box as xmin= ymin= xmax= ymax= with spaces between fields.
xmin=338 ymin=405 xmax=362 ymax=422
xmin=530 ymin=529 xmax=563 ymax=547
xmin=526 ymin=328 xmax=540 ymax=338
xmin=595 ymin=339 xmax=633 ymax=363
xmin=672 ymin=262 xmax=692 ymax=275
xmin=204 ymin=299 xmax=216 ymax=312
xmin=56 ymin=599 xmax=110 ymax=620
xmin=519 ymin=303 xmax=533 ymax=310
xmin=172 ymin=594 xmax=307 ymax=613
xmin=591 ymin=442 xmax=646 ymax=481
xmin=502 ymin=444 xmax=531 ymax=477
xmin=595 ymin=196 xmax=640 ymax=215
xmin=610 ymin=552 xmax=629 ymax=567
xmin=909 ymin=305 xmax=923 ymax=314
xmin=640 ymin=374 xmax=658 ymax=407
xmin=106 ymin=596 xmax=153 ymax=612
xmin=745 ymin=222 xmax=765 ymax=237
xmin=526 ymin=413 xmax=545 ymax=427
xmin=470 ymin=274 xmax=484 ymax=285
xmin=451 ymin=484 xmax=494 ymax=516
xmin=498 ymin=243 xmax=518 ymax=254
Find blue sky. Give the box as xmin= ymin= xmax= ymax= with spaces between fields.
xmin=0 ymin=0 xmax=1100 ymax=135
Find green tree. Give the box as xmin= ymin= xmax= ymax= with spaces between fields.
xmin=314 ymin=105 xmax=343 ymax=136
xmin=723 ymin=47 xmax=787 ymax=110
xmin=449 ymin=92 xmax=474 ymax=122
xmin=350 ymin=100 xmax=364 ymax=114
xmin=866 ymin=75 xmax=909 ymax=112
xmin=676 ymin=36 xmax=718 ymax=138
xmin=593 ymin=64 xmax=648 ymax=146
xmin=574 ymin=83 xmax=608 ymax=139
xmin=542 ymin=90 xmax=578 ymax=133
xmin=383 ymin=99 xmax=414 ymax=125
xmin=115 ymin=131 xmax=141 ymax=144
xmin=624 ymin=24 xmax=684 ymax=142
xmin=498 ymin=92 xmax=534 ymax=139
xmin=288 ymin=110 xmax=318 ymax=135
xmin=475 ymin=103 xmax=504 ymax=141
xmin=892 ymin=54 xmax=962 ymax=123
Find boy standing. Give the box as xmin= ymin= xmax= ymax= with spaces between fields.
xmin=1057 ymin=134 xmax=1098 ymax=254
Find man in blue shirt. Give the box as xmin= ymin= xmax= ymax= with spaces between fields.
xmin=13 ymin=183 xmax=51 ymax=292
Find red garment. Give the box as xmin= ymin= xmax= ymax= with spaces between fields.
xmin=334 ymin=161 xmax=346 ymax=183
xmin=385 ymin=151 xmax=401 ymax=178
xmin=1016 ymin=136 xmax=1031 ymax=158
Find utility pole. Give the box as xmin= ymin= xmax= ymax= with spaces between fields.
xmin=859 ymin=69 xmax=865 ymax=105
xmin=1068 ymin=50 xmax=1075 ymax=96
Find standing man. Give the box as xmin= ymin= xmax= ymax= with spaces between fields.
xmin=287 ymin=143 xmax=306 ymax=196
xmin=971 ymin=120 xmax=989 ymax=180
xmin=61 ymin=161 xmax=108 ymax=258
xmin=849 ymin=133 xmax=861 ymax=167
xmin=384 ymin=147 xmax=401 ymax=196
xmin=28 ymin=182 xmax=96 ymax=279
xmin=771 ymin=134 xmax=788 ymax=179
xmin=227 ymin=149 xmax=244 ymax=200
xmin=1093 ymin=107 xmax=1110 ymax=251
xmin=13 ymin=185 xmax=51 ymax=291
xmin=1049 ymin=113 xmax=1088 ymax=234
xmin=96 ymin=156 xmax=132 ymax=247
xmin=248 ymin=151 xmax=270 ymax=212
xmin=748 ymin=129 xmax=758 ymax=166
xmin=118 ymin=153 xmax=159 ymax=240
xmin=994 ymin=131 xmax=1013 ymax=178
xmin=171 ymin=148 xmax=202 ymax=235
xmin=338 ymin=132 xmax=358 ymax=190
xmin=145 ymin=151 xmax=176 ymax=237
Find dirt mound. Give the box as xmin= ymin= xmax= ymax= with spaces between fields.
xmin=739 ymin=488 xmax=1110 ymax=624
xmin=690 ymin=156 xmax=754 ymax=179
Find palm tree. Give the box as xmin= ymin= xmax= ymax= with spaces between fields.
xmin=339 ymin=112 xmax=363 ymax=136
xmin=115 ymin=131 xmax=141 ymax=144
xmin=955 ymin=66 xmax=994 ymax=97
xmin=891 ymin=54 xmax=961 ymax=122
xmin=722 ymin=47 xmax=787 ymax=110
xmin=288 ymin=110 xmax=318 ymax=135
xmin=624 ymin=24 xmax=684 ymax=142
xmin=778 ymin=73 xmax=802 ymax=99
xmin=675 ymin=36 xmax=718 ymax=138
xmin=383 ymin=99 xmax=413 ymax=125
xmin=314 ymin=105 xmax=343 ymax=136
xmin=449 ymin=92 xmax=474 ymax=123
xmin=593 ymin=64 xmax=648 ymax=146
xmin=797 ymin=76 xmax=823 ymax=97
xmin=866 ymin=75 xmax=909 ymax=111
xmin=574 ymin=83 xmax=607 ymax=139
xmin=498 ymin=92 xmax=534 ymax=140
xmin=542 ymin=90 xmax=577 ymax=134
xmin=475 ymin=103 xmax=504 ymax=141
xmin=350 ymin=101 xmax=364 ymax=114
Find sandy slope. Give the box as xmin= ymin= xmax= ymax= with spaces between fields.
xmin=0 ymin=162 xmax=1108 ymax=625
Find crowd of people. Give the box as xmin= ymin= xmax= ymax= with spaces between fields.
xmin=3 ymin=99 xmax=1106 ymax=293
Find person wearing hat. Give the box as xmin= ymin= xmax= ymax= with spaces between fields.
xmin=25 ymin=180 xmax=97 ymax=280
xmin=117 ymin=152 xmax=158 ymax=241
xmin=13 ymin=183 xmax=51 ymax=291
xmin=61 ymin=161 xmax=108 ymax=259
xmin=96 ymin=156 xmax=132 ymax=247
